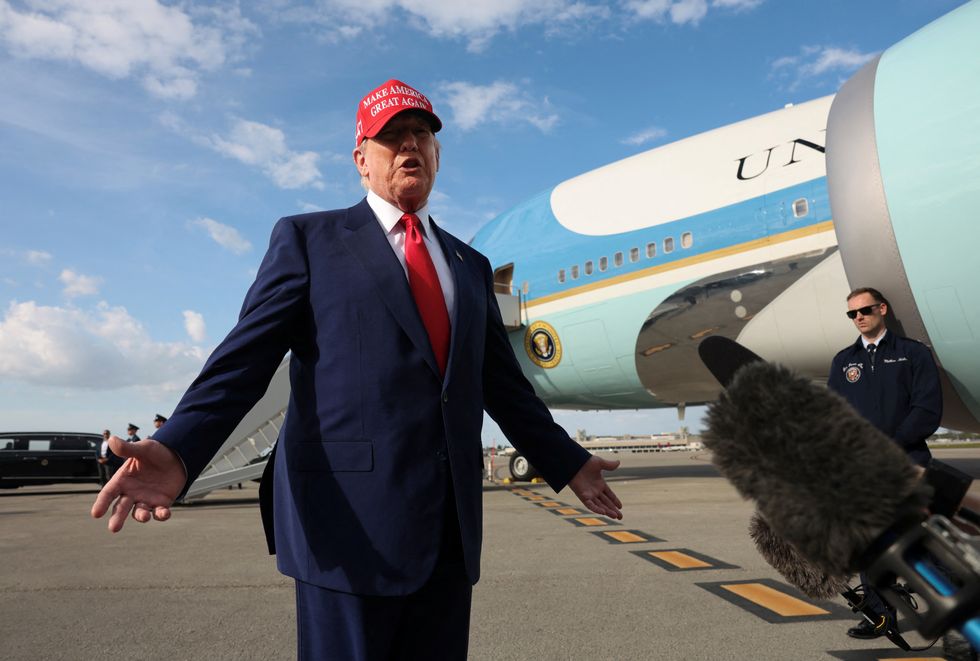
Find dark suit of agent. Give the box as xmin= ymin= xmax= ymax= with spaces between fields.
xmin=91 ymin=79 xmax=623 ymax=660
xmin=827 ymin=286 xmax=942 ymax=641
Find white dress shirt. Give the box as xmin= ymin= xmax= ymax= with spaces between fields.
xmin=366 ymin=190 xmax=456 ymax=320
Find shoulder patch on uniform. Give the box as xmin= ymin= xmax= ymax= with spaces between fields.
xmin=845 ymin=364 xmax=862 ymax=383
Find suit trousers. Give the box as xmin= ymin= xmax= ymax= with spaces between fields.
xmin=295 ymin=475 xmax=472 ymax=660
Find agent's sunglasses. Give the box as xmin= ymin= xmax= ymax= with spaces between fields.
xmin=846 ymin=304 xmax=881 ymax=319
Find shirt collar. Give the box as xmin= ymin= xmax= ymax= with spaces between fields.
xmin=366 ymin=190 xmax=432 ymax=237
xmin=861 ymin=328 xmax=887 ymax=349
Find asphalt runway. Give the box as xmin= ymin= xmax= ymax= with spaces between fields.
xmin=2 ymin=448 xmax=977 ymax=660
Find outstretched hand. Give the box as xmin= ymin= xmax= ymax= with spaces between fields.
xmin=91 ymin=436 xmax=187 ymax=532
xmin=569 ymin=456 xmax=623 ymax=519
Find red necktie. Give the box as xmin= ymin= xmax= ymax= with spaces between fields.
xmin=400 ymin=213 xmax=451 ymax=375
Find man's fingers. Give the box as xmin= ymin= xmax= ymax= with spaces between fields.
xmin=596 ymin=490 xmax=622 ymax=519
xmin=132 ymin=503 xmax=152 ymax=523
xmin=91 ymin=481 xmax=119 ymax=519
xmin=153 ymin=506 xmax=171 ymax=522
xmin=109 ymin=494 xmax=135 ymax=533
xmin=598 ymin=457 xmax=621 ymax=471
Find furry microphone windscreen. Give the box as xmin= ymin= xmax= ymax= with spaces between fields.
xmin=703 ymin=361 xmax=931 ymax=577
xmin=749 ymin=512 xmax=851 ymax=599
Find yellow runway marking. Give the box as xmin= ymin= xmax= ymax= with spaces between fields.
xmin=721 ymin=583 xmax=829 ymax=617
xmin=526 ymin=495 xmax=547 ymax=501
xmin=649 ymin=550 xmax=713 ymax=568
xmin=605 ymin=531 xmax=649 ymax=543
xmin=555 ymin=507 xmax=583 ymax=515
xmin=537 ymin=501 xmax=563 ymax=508
xmin=574 ymin=517 xmax=608 ymax=526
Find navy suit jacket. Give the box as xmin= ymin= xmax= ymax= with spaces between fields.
xmin=152 ymin=199 xmax=590 ymax=596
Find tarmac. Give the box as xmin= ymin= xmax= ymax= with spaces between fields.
xmin=1 ymin=447 xmax=978 ymax=660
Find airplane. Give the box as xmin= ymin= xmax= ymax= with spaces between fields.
xmin=184 ymin=0 xmax=980 ymax=493
xmin=471 ymin=0 xmax=980 ymax=479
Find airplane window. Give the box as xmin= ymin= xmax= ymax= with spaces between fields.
xmin=614 ymin=252 xmax=623 ymax=267
xmin=681 ymin=232 xmax=693 ymax=249
xmin=664 ymin=237 xmax=674 ymax=253
xmin=793 ymin=198 xmax=809 ymax=218
xmin=599 ymin=256 xmax=608 ymax=271
xmin=571 ymin=265 xmax=580 ymax=279
xmin=629 ymin=247 xmax=639 ymax=263
xmin=646 ymin=242 xmax=656 ymax=258
xmin=558 ymin=269 xmax=565 ymax=283
xmin=584 ymin=260 xmax=594 ymax=275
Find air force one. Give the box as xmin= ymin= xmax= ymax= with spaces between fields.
xmin=186 ymin=1 xmax=980 ymax=493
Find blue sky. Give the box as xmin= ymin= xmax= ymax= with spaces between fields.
xmin=0 ymin=0 xmax=965 ymax=441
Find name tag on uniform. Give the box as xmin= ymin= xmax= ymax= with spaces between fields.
xmin=882 ymin=357 xmax=908 ymax=364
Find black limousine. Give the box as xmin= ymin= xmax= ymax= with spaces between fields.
xmin=0 ymin=431 xmax=104 ymax=488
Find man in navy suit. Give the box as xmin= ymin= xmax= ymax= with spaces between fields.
xmin=92 ymin=79 xmax=622 ymax=660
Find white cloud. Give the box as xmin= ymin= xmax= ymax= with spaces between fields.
xmin=621 ymin=125 xmax=668 ymax=147
xmin=771 ymin=45 xmax=879 ymax=89
xmin=26 ymin=250 xmax=52 ymax=265
xmin=0 ymin=300 xmax=207 ymax=389
xmin=59 ymin=268 xmax=102 ymax=297
xmin=266 ymin=1 xmax=653 ymax=51
xmin=712 ymin=0 xmax=763 ymax=9
xmin=625 ymin=0 xmax=761 ymax=24
xmin=182 ymin=309 xmax=206 ymax=342
xmin=438 ymin=80 xmax=559 ymax=132
xmin=192 ymin=217 xmax=252 ymax=255
xmin=0 ymin=0 xmax=258 ymax=99
xmin=205 ymin=119 xmax=324 ymax=190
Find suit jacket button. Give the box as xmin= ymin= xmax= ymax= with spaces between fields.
xmin=442 ymin=393 xmax=449 ymax=403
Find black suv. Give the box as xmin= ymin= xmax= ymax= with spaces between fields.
xmin=0 ymin=432 xmax=104 ymax=488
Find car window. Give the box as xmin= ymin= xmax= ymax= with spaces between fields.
xmin=28 ymin=440 xmax=52 ymax=451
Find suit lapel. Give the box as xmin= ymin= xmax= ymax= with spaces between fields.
xmin=341 ymin=199 xmax=440 ymax=378
xmin=431 ymin=219 xmax=475 ymax=381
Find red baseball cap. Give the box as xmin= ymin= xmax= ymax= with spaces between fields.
xmin=355 ymin=79 xmax=442 ymax=146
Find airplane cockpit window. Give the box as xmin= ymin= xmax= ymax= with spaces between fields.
xmin=629 ymin=247 xmax=639 ymax=263
xmin=664 ymin=237 xmax=675 ymax=253
xmin=584 ymin=260 xmax=594 ymax=275
xmin=793 ymin=198 xmax=809 ymax=218
xmin=599 ymin=256 xmax=608 ymax=271
xmin=614 ymin=251 xmax=624 ymax=267
xmin=646 ymin=242 xmax=657 ymax=258
xmin=681 ymin=232 xmax=693 ymax=249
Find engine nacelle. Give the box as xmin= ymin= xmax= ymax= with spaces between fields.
xmin=826 ymin=1 xmax=980 ymax=432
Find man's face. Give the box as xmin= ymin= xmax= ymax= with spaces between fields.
xmin=353 ymin=112 xmax=439 ymax=212
xmin=154 ymin=420 xmax=163 ymax=429
xmin=847 ymin=292 xmax=886 ymax=338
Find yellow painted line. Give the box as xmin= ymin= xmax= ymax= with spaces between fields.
xmin=648 ymin=550 xmax=713 ymax=568
xmin=721 ymin=583 xmax=829 ymax=617
xmin=556 ymin=508 xmax=581 ymax=515
xmin=526 ymin=495 xmax=547 ymax=501
xmin=526 ymin=221 xmax=835 ymax=309
xmin=604 ymin=531 xmax=649 ymax=543
xmin=538 ymin=501 xmax=562 ymax=508
xmin=574 ymin=517 xmax=608 ymax=526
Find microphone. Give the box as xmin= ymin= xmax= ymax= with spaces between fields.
xmin=703 ymin=358 xmax=931 ymax=577
xmin=748 ymin=512 xmax=850 ymax=600
xmin=699 ymin=336 xmax=980 ymax=650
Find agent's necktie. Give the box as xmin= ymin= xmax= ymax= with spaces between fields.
xmin=867 ymin=343 xmax=876 ymax=372
xmin=401 ymin=213 xmax=450 ymax=375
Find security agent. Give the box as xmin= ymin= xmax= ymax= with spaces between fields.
xmin=153 ymin=414 xmax=167 ymax=430
xmin=828 ymin=286 xmax=943 ymax=639
xmin=125 ymin=424 xmax=140 ymax=443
